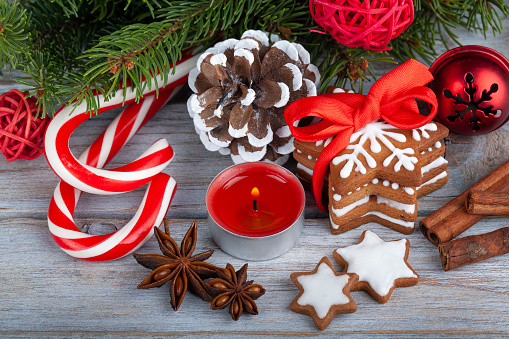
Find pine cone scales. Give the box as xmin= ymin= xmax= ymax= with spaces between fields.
xmin=188 ymin=30 xmax=320 ymax=164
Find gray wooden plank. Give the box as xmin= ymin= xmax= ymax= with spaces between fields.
xmin=0 ymin=101 xmax=330 ymax=220
xmin=1 ymin=100 xmax=509 ymax=221
xmin=0 ymin=218 xmax=508 ymax=337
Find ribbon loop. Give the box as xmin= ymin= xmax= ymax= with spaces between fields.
xmin=284 ymin=59 xmax=438 ymax=212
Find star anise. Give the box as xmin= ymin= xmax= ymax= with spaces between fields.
xmin=206 ymin=263 xmax=265 ymax=321
xmin=133 ymin=221 xmax=219 ymax=311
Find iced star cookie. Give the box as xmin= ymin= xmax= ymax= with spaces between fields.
xmin=329 ymin=120 xmax=448 ymax=192
xmin=333 ymin=230 xmax=419 ymax=303
xmin=293 ymin=118 xmax=449 ymax=235
xmin=289 ymin=257 xmax=358 ymax=331
xmin=328 ymin=120 xmax=448 ymax=234
xmin=329 ymin=187 xmax=417 ymax=235
xmin=294 ymin=121 xmax=448 ymax=188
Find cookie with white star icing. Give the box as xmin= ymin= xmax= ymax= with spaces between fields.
xmin=294 ymin=119 xmax=448 ymax=186
xmin=329 ymin=188 xmax=417 ymax=235
xmin=329 ymin=119 xmax=448 ymax=192
xmin=328 ymin=169 xmax=450 ymax=235
xmin=293 ymin=116 xmax=449 ymax=234
xmin=328 ymin=153 xmax=448 ymax=235
xmin=333 ymin=230 xmax=419 ymax=303
xmin=289 ymin=257 xmax=358 ymax=331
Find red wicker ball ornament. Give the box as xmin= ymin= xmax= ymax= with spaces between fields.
xmin=309 ymin=0 xmax=414 ymax=51
xmin=0 ymin=89 xmax=48 ymax=161
xmin=429 ymin=46 xmax=509 ymax=135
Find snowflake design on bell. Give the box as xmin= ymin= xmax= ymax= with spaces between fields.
xmin=332 ymin=121 xmax=418 ymax=179
xmin=187 ymin=30 xmax=320 ymax=164
xmin=443 ymin=73 xmax=501 ymax=131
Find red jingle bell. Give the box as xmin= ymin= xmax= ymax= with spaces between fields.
xmin=428 ymin=46 xmax=509 ymax=135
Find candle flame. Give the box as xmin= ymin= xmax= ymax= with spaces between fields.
xmin=251 ymin=187 xmax=260 ymax=198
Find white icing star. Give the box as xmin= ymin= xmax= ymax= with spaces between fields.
xmin=296 ymin=263 xmax=350 ymax=319
xmin=335 ymin=230 xmax=417 ymax=298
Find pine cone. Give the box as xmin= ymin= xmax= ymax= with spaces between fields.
xmin=188 ymin=30 xmax=320 ymax=164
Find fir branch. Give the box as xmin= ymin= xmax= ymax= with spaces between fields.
xmin=15 ymin=50 xmax=59 ymax=118
xmin=49 ymin=0 xmax=79 ymax=17
xmin=28 ymin=1 xmax=93 ymax=71
xmin=0 ymin=0 xmax=31 ymax=70
xmin=48 ymin=0 xmax=147 ymax=20
xmin=73 ymin=0 xmax=326 ymax=112
xmin=1 ymin=0 xmax=508 ymax=118
xmin=70 ymin=0 xmax=265 ymax=112
xmin=4 ymin=0 xmax=145 ymax=116
xmin=126 ymin=0 xmax=160 ymax=19
xmin=75 ymin=21 xmax=172 ymax=103
xmin=392 ymin=0 xmax=509 ymax=62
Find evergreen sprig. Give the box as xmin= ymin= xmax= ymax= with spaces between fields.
xmin=1 ymin=0 xmax=508 ymax=118
xmin=0 ymin=1 xmax=30 ymax=70
xmin=393 ymin=0 xmax=509 ymax=63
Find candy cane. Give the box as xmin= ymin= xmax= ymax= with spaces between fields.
xmin=45 ymin=56 xmax=197 ymax=195
xmin=47 ymin=92 xmax=174 ymax=261
xmin=46 ymin=55 xmax=199 ymax=261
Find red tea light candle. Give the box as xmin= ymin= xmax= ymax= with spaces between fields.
xmin=207 ymin=162 xmax=305 ymax=260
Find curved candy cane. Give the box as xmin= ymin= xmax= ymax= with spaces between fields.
xmin=46 ymin=55 xmax=199 ymax=261
xmin=48 ymin=92 xmax=175 ymax=261
xmin=45 ymin=56 xmax=197 ymax=195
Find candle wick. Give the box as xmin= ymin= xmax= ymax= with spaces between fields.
xmin=253 ymin=199 xmax=257 ymax=212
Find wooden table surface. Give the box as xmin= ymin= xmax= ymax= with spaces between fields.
xmin=2 ymin=21 xmax=509 ymax=338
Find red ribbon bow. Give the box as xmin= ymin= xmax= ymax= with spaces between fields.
xmin=284 ymin=59 xmax=438 ymax=212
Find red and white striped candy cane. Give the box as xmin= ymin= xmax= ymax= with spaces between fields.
xmin=46 ymin=55 xmax=199 ymax=261
xmin=45 ymin=56 xmax=197 ymax=195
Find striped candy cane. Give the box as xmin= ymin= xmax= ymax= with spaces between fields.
xmin=45 ymin=56 xmax=197 ymax=195
xmin=46 ymin=55 xmax=199 ymax=261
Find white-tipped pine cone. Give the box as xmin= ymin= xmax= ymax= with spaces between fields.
xmin=187 ymin=30 xmax=320 ymax=164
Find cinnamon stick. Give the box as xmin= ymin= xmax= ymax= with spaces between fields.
xmin=438 ymin=227 xmax=509 ymax=271
xmin=420 ymin=160 xmax=509 ymax=246
xmin=466 ymin=191 xmax=509 ymax=215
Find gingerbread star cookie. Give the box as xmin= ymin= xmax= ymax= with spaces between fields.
xmin=289 ymin=257 xmax=358 ymax=331
xmin=333 ymin=230 xmax=419 ymax=303
xmin=294 ymin=118 xmax=449 ymax=235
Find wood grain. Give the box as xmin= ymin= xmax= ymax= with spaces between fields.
xmin=0 ymin=103 xmax=504 ymax=221
xmin=1 ymin=218 xmax=508 ymax=337
xmin=1 ymin=17 xmax=509 ymax=337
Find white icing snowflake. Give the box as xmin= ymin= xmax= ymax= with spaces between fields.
xmin=332 ymin=121 xmax=418 ymax=179
xmin=412 ymin=122 xmax=437 ymax=141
